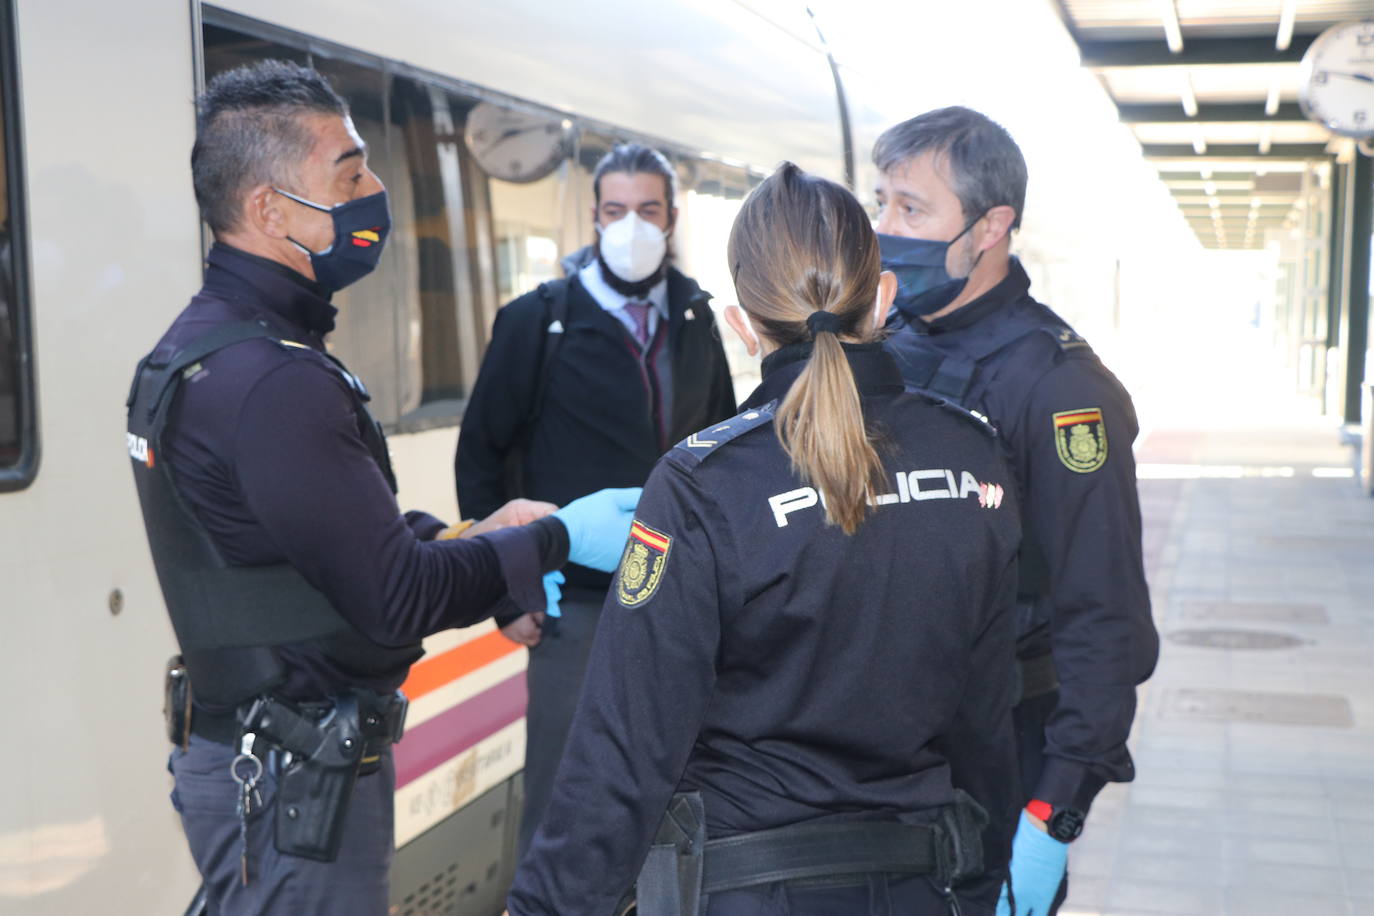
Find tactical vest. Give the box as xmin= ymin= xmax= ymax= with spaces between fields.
xmin=886 ymin=300 xmax=1095 ymax=644
xmin=885 ymin=299 xmax=1092 ymax=425
xmin=126 ymin=319 xmax=399 ymax=706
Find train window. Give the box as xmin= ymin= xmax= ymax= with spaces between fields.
xmin=0 ymin=0 xmax=37 ymax=491
xmin=490 ymin=168 xmax=573 ymax=305
xmin=202 ymin=20 xmax=488 ymax=429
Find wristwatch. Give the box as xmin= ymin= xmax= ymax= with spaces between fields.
xmin=1025 ymin=799 xmax=1086 ymax=842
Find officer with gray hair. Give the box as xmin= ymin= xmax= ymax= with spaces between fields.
xmin=873 ymin=106 xmax=1159 ymax=916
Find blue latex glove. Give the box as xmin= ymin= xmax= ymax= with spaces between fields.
xmin=996 ymin=811 xmax=1068 ymax=915
xmin=542 ymin=571 xmax=565 ymax=618
xmin=553 ymin=487 xmax=642 ymax=572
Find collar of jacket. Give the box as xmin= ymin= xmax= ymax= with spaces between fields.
xmin=568 ymin=266 xmax=712 ymax=342
xmin=203 ymin=242 xmax=339 ymax=339
xmin=900 ymin=256 xmax=1033 ymax=337
xmin=743 ymin=340 xmax=905 ymax=410
xmin=664 ymin=266 xmax=712 ymax=317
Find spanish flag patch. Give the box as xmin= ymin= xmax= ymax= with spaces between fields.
xmin=350 ymin=228 xmax=381 ymax=248
xmin=616 ymin=520 xmax=672 ymax=607
xmin=1052 ymin=407 xmax=1107 ymax=473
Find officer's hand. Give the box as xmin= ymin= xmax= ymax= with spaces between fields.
xmin=467 ymin=498 xmax=558 ymax=539
xmin=500 ymin=611 xmax=545 ymax=647
xmin=542 ymin=571 xmax=565 ymax=619
xmin=553 ymin=488 xmax=642 ymax=572
xmin=998 ymin=810 xmax=1068 ymax=915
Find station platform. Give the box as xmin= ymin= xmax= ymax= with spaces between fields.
xmin=1061 ymin=374 xmax=1374 ymax=914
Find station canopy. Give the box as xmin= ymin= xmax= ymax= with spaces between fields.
xmin=1050 ymin=1 xmax=1372 ymax=249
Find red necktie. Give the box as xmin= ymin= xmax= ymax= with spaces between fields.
xmin=625 ymin=301 xmax=651 ymax=347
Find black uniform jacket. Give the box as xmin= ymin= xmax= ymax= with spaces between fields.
xmin=884 ymin=258 xmax=1160 ymax=813
xmin=155 ymin=243 xmax=558 ymax=702
xmin=455 ymin=267 xmax=736 ymax=591
xmin=508 ymin=343 xmax=1022 ymax=915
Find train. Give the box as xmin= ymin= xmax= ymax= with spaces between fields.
xmin=0 ymin=1 xmax=887 ymax=913
xmin=0 ymin=1 xmax=1174 ymax=913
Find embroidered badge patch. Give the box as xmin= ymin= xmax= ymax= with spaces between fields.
xmin=616 ymin=520 xmax=672 ymax=607
xmin=1052 ymin=408 xmax=1107 ymax=473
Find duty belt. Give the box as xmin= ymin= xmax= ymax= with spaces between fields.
xmin=635 ymin=791 xmax=987 ymax=916
xmin=702 ymin=821 xmax=944 ymax=892
xmin=190 ymin=690 xmax=408 ymax=765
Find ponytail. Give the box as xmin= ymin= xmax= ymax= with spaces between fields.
xmin=775 ymin=320 xmax=885 ymax=535
xmin=727 ymin=161 xmax=887 ymax=535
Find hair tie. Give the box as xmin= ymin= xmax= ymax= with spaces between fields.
xmin=806 ymin=310 xmax=843 ymax=338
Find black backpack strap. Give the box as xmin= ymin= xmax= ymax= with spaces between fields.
xmin=503 ymin=280 xmax=570 ymax=497
xmin=528 ymin=280 xmax=570 ymax=433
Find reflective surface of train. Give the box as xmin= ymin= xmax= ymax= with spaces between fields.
xmin=0 ymin=2 xmax=882 ymax=913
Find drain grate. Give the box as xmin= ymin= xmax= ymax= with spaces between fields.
xmin=1179 ymin=602 xmax=1328 ymax=625
xmin=1167 ymin=628 xmax=1305 ymax=650
xmin=1163 ymin=688 xmax=1353 ymax=727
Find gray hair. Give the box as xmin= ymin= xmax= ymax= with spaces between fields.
xmin=873 ymin=106 xmax=1027 ymax=230
xmin=191 ymin=60 xmax=348 ymax=235
xmin=592 ymin=143 xmax=678 ymax=213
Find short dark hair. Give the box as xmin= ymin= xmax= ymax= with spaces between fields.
xmin=191 ymin=60 xmax=348 ymax=234
xmin=873 ymin=106 xmax=1027 ymax=230
xmin=592 ymin=143 xmax=677 ymax=213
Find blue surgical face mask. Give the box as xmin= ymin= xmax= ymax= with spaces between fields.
xmin=274 ymin=187 xmax=392 ymax=293
xmin=878 ymin=215 xmax=983 ymax=317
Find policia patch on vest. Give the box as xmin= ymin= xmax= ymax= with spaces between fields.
xmin=617 ymin=520 xmax=672 ymax=607
xmin=1052 ymin=407 xmax=1108 ymax=473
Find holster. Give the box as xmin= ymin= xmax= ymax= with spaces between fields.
xmin=240 ymin=689 xmax=405 ymax=862
xmin=635 ymin=792 xmax=707 ymax=916
xmin=934 ymin=789 xmax=989 ymax=888
xmin=163 ymin=655 xmax=192 ymax=749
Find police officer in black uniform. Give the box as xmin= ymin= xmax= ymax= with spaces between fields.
xmin=873 ymin=107 xmax=1160 ymax=915
xmin=508 ymin=163 xmax=1023 ymax=916
xmin=127 ymin=61 xmax=637 ymax=915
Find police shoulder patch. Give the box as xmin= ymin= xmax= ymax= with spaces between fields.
xmin=1052 ymin=407 xmax=1107 ymax=473
xmin=670 ymin=401 xmax=777 ymax=468
xmin=616 ymin=520 xmax=672 ymax=607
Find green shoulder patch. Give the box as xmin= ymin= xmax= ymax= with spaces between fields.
xmin=1052 ymin=407 xmax=1107 ymax=473
xmin=616 ymin=520 xmax=672 ymax=607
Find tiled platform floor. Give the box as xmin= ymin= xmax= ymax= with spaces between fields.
xmin=1061 ymin=413 xmax=1374 ymax=916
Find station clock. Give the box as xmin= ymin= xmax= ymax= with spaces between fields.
xmin=1299 ymin=20 xmax=1374 ymax=139
xmin=464 ymin=101 xmax=574 ymax=184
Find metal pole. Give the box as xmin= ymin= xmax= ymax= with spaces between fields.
xmin=1326 ymin=159 xmax=1347 ymax=415
xmin=1345 ymin=152 xmax=1372 ymax=425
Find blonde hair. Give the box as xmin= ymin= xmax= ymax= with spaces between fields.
xmin=727 ymin=162 xmax=885 ymax=534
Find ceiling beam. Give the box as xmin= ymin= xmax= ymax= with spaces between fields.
xmin=1079 ymin=34 xmax=1316 ymax=67
xmin=1118 ymin=102 xmax=1306 ymax=123
xmin=1142 ymin=142 xmax=1328 ymax=158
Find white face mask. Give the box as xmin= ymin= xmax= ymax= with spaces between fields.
xmin=598 ymin=212 xmax=668 ymax=283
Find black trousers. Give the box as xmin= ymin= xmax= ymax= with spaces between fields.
xmin=1012 ymin=689 xmax=1069 ymax=915
xmin=704 ymin=876 xmax=992 ymax=915
xmin=519 ymin=588 xmax=606 ymax=857
xmin=170 ymin=734 xmax=394 ymax=915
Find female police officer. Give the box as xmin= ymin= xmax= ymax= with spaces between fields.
xmin=508 ymin=163 xmax=1022 ymax=916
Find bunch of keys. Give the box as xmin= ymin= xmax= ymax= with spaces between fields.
xmin=230 ymin=732 xmax=264 ymax=887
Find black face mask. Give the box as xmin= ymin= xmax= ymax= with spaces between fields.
xmin=878 ymin=214 xmax=983 ymax=317
xmin=275 ymin=188 xmax=392 ymax=293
